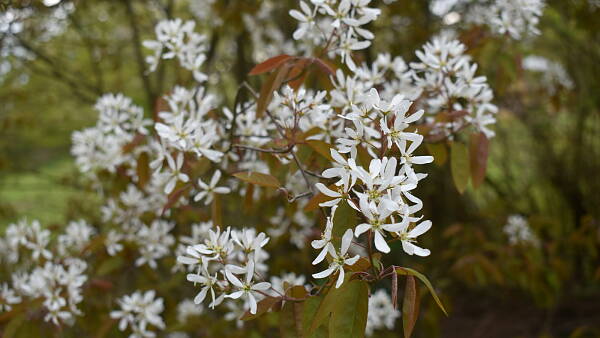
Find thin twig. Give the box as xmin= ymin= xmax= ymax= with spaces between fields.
xmin=123 ymin=0 xmax=155 ymax=110
xmin=233 ymin=144 xmax=294 ymax=154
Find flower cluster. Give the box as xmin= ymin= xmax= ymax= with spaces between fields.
xmin=290 ymin=0 xmax=381 ymax=70
xmin=503 ymin=214 xmax=540 ymax=247
xmin=474 ymin=0 xmax=545 ymax=39
xmin=71 ymin=93 xmax=151 ymax=175
xmin=0 ymin=219 xmax=92 ymax=326
xmin=434 ymin=0 xmax=545 ymax=39
xmin=324 ymin=36 xmax=497 ymax=140
xmin=144 ymin=19 xmax=208 ymax=82
xmin=309 ymin=85 xmax=433 ymax=288
xmin=522 ymin=55 xmax=573 ymax=94
xmin=177 ymin=227 xmax=273 ymax=315
xmin=0 ymin=3 xmax=74 ymax=83
xmin=366 ymin=289 xmax=401 ymax=336
xmin=110 ymin=290 xmax=165 ymax=338
xmin=410 ymin=35 xmax=498 ymax=139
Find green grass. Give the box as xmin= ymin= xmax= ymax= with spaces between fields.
xmin=0 ymin=157 xmax=91 ymax=226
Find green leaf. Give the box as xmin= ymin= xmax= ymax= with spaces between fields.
xmin=303 ymin=295 xmax=328 ymax=337
xmin=308 ymin=288 xmax=337 ymax=334
xmin=402 ymin=276 xmax=420 ymax=338
xmin=331 ymin=202 xmax=357 ymax=246
xmin=426 ymin=142 xmax=447 ymax=166
xmin=96 ymin=255 xmax=124 ymax=276
xmin=328 ymin=280 xmax=369 ymax=338
xmin=3 ymin=312 xmax=27 ymax=338
xmin=306 ymin=140 xmax=334 ymax=161
xmin=450 ymin=141 xmax=470 ymax=193
xmin=396 ymin=267 xmax=448 ymax=316
xmin=233 ymin=171 xmax=281 ymax=188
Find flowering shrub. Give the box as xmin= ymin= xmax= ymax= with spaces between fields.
xmin=4 ymin=0 xmax=597 ymax=337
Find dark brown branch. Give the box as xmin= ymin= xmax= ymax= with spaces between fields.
xmin=123 ymin=0 xmax=155 ymax=110
xmin=233 ymin=144 xmax=294 ymax=154
xmin=16 ymin=36 xmax=102 ymax=96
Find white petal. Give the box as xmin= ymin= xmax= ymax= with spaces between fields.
xmin=225 ymin=270 xmax=243 ymax=288
xmin=354 ymin=223 xmax=370 ymax=237
xmin=312 ymin=266 xmax=335 ymax=279
xmin=248 ymin=293 xmax=258 ymax=314
xmin=408 ymin=220 xmax=432 ymax=238
xmin=335 ymin=268 xmax=345 ymax=288
xmin=226 ymin=290 xmax=244 ymax=299
xmin=341 ymin=229 xmax=353 ymax=254
xmin=252 ymin=282 xmax=271 ymax=291
xmin=373 ymin=231 xmax=390 ymax=253
xmin=194 ymin=287 xmax=208 ymax=304
xmin=312 ymin=247 xmax=328 ymax=265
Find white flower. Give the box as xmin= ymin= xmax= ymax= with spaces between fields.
xmin=186 ymin=260 xmax=223 ymax=308
xmin=503 ymin=214 xmax=540 ymax=247
xmin=110 ymin=290 xmax=165 ymax=337
xmin=224 ymin=261 xmax=271 ymax=314
xmin=312 ymin=229 xmax=360 ymax=288
xmin=231 ymin=229 xmax=269 ymax=258
xmin=355 ymin=198 xmax=407 ymax=254
xmin=164 ymin=152 xmax=189 ymax=194
xmin=105 ymin=230 xmax=124 ymax=256
xmin=177 ymin=299 xmax=204 ymax=323
xmin=194 ymin=170 xmax=230 ymax=205
xmin=311 ymin=205 xmax=337 ymax=265
xmin=366 ymin=289 xmax=400 ymax=335
xmin=0 ymin=283 xmax=21 ymax=312
xmin=289 ymin=1 xmax=316 ymax=40
xmin=396 ymin=220 xmax=432 ymax=256
xmin=270 ymin=272 xmax=306 ymax=296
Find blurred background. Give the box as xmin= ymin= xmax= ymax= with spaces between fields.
xmin=1 ymin=0 xmax=599 ymax=337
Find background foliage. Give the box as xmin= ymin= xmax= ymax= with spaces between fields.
xmin=1 ymin=0 xmax=599 ymax=337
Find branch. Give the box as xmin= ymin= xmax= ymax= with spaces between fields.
xmin=16 ymin=36 xmax=102 ymax=97
xmin=122 ymin=0 xmax=155 ymax=109
xmin=233 ymin=144 xmax=293 ymax=154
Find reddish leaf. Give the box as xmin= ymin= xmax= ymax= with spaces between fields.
xmin=287 ymin=58 xmax=311 ymax=90
xmin=153 ymin=95 xmax=169 ymax=121
xmin=162 ymin=184 xmax=192 ymax=215
xmin=249 ymin=54 xmax=293 ymax=75
xmin=90 ymin=279 xmax=114 ymax=291
xmin=243 ymin=183 xmax=254 ymax=212
xmin=212 ymin=194 xmax=222 ymax=227
xmin=396 ymin=267 xmax=448 ymax=316
xmin=392 ymin=271 xmax=398 ymax=309
xmin=402 ymin=276 xmax=420 ymax=338
xmin=304 ymin=191 xmax=333 ymax=212
xmin=122 ymin=133 xmax=145 ymax=154
xmin=136 ymin=152 xmax=150 ymax=187
xmin=233 ymin=171 xmax=281 ymax=188
xmin=313 ymin=57 xmax=336 ymax=76
xmin=469 ymin=132 xmax=489 ymax=188
xmin=241 ymin=296 xmax=282 ymax=320
xmin=256 ymin=64 xmax=289 ymax=117
xmin=347 ymin=257 xmax=371 ymax=272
